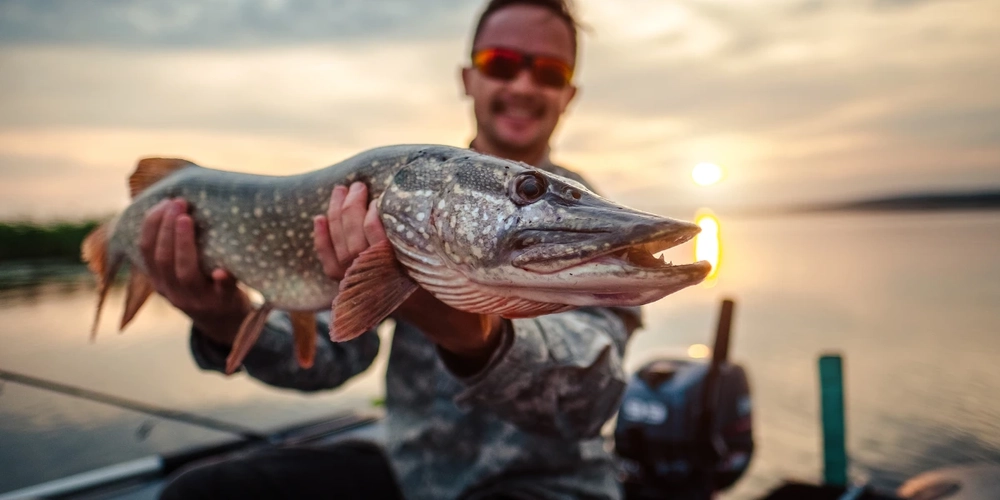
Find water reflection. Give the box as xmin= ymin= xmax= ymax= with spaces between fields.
xmin=0 ymin=269 xmax=389 ymax=492
xmin=0 ymin=261 xmax=93 ymax=304
xmin=694 ymin=209 xmax=722 ymax=284
xmin=2 ymin=213 xmax=1000 ymax=496
xmin=687 ymin=343 xmax=711 ymax=359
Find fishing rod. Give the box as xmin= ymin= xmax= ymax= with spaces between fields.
xmin=0 ymin=368 xmax=268 ymax=442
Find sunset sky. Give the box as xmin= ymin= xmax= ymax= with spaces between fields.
xmin=1 ymin=0 xmax=998 ymax=220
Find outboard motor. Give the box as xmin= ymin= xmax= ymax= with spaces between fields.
xmin=615 ymin=300 xmax=754 ymax=500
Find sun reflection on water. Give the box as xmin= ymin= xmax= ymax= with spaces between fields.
xmin=694 ymin=210 xmax=721 ymax=285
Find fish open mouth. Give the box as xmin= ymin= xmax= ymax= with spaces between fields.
xmin=501 ymin=224 xmax=712 ymax=307
xmin=590 ymin=235 xmax=694 ymax=269
xmin=569 ymin=230 xmax=712 ymax=276
xmin=512 ymin=222 xmax=710 ymax=278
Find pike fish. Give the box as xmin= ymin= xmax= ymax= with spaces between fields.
xmin=82 ymin=145 xmax=711 ymax=374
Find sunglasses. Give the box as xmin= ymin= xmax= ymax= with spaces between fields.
xmin=472 ymin=48 xmax=574 ymax=89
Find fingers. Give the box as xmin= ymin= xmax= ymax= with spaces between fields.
xmin=315 ymin=182 xmax=380 ymax=281
xmin=139 ymin=200 xmax=169 ymax=274
xmin=211 ymin=268 xmax=238 ymax=296
xmin=363 ymin=199 xmax=387 ymax=245
xmin=313 ymin=215 xmax=345 ymax=280
xmin=323 ymin=185 xmax=351 ymax=264
xmin=341 ymin=183 xmax=370 ymax=257
xmin=211 ymin=268 xmax=234 ymax=282
xmin=136 ymin=199 xmax=246 ymax=326
xmin=153 ymin=200 xmax=181 ymax=289
xmin=174 ymin=212 xmax=207 ymax=289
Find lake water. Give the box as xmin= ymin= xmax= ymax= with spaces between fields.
xmin=1 ymin=210 xmax=999 ymax=498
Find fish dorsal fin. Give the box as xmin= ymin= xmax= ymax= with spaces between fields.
xmin=129 ymin=158 xmax=196 ymax=198
xmin=332 ymin=240 xmax=418 ymax=342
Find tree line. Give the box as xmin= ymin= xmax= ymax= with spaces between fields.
xmin=0 ymin=220 xmax=103 ymax=262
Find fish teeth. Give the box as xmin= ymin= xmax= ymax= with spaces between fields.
xmin=653 ymin=251 xmax=672 ymax=266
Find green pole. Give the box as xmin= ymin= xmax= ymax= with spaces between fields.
xmin=819 ymin=354 xmax=848 ymax=487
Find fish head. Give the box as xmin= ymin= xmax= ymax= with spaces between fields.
xmin=380 ymin=147 xmax=712 ymax=315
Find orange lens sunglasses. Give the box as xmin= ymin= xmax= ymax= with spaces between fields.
xmin=472 ymin=48 xmax=574 ymax=89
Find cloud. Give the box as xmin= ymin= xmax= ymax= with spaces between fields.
xmin=559 ymin=0 xmax=1000 ymax=202
xmin=0 ymin=0 xmax=998 ymax=219
xmin=0 ymin=42 xmax=470 ymax=140
xmin=871 ymin=0 xmax=942 ymax=10
xmin=0 ymin=0 xmax=479 ymax=48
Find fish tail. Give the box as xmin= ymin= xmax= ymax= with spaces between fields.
xmin=81 ymin=219 xmax=124 ymax=341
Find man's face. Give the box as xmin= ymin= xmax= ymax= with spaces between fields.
xmin=462 ymin=5 xmax=578 ymax=156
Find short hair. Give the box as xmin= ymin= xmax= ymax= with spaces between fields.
xmin=470 ymin=0 xmax=581 ymax=61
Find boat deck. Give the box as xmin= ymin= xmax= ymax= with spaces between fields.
xmin=0 ymin=411 xmax=386 ymax=500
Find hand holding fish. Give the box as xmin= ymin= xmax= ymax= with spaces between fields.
xmin=314 ymin=181 xmax=504 ymax=369
xmin=312 ymin=183 xmax=387 ymax=280
xmin=138 ymin=198 xmax=252 ymax=346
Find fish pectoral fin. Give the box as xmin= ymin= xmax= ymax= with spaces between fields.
xmin=332 ymin=240 xmax=418 ymax=342
xmin=120 ymin=271 xmax=155 ymax=332
xmin=289 ymin=311 xmax=317 ymax=370
xmin=129 ymin=158 xmax=196 ymax=198
xmin=81 ymin=221 xmax=123 ymax=341
xmin=224 ymin=303 xmax=275 ymax=376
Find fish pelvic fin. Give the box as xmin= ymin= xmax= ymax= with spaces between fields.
xmin=289 ymin=311 xmax=317 ymax=370
xmin=120 ymin=271 xmax=154 ymax=332
xmin=224 ymin=303 xmax=274 ymax=376
xmin=81 ymin=221 xmax=124 ymax=341
xmin=332 ymin=240 xmax=418 ymax=342
xmin=129 ymin=158 xmax=196 ymax=198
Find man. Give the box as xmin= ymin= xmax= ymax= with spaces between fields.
xmin=154 ymin=1 xmax=641 ymax=498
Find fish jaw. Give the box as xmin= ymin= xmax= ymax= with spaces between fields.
xmin=470 ymin=216 xmax=712 ymax=308
xmin=474 ymin=258 xmax=712 ymax=308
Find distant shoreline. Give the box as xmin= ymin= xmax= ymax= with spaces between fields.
xmin=793 ymin=190 xmax=1000 ymax=213
xmin=730 ymin=190 xmax=1000 ymax=217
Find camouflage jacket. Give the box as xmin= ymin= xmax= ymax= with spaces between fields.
xmin=190 ymin=159 xmax=641 ymax=500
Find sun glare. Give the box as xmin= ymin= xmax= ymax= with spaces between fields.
xmin=694 ymin=211 xmax=721 ymax=281
xmin=692 ymin=162 xmax=723 ymax=186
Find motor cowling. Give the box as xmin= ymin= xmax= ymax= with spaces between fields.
xmin=614 ymin=357 xmax=754 ymax=499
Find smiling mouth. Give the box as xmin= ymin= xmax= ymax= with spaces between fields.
xmin=493 ymin=100 xmax=544 ymax=120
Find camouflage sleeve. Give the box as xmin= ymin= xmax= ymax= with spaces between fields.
xmin=445 ymin=306 xmax=642 ymax=440
xmin=189 ymin=311 xmax=381 ymax=392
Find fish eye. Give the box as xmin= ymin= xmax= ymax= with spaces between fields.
xmin=511 ymin=173 xmax=547 ymax=204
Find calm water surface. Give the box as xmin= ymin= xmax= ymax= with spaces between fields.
xmin=1 ymin=211 xmax=998 ymax=497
